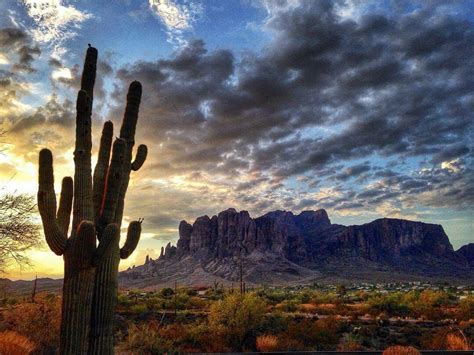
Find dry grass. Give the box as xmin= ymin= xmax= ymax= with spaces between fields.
xmin=256 ymin=335 xmax=279 ymax=352
xmin=446 ymin=333 xmax=470 ymax=350
xmin=0 ymin=331 xmax=38 ymax=355
xmin=383 ymin=345 xmax=420 ymax=355
xmin=297 ymin=303 xmax=317 ymax=313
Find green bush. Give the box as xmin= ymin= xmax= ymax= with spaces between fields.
xmin=209 ymin=293 xmax=267 ymax=351
xmin=119 ymin=321 xmax=175 ymax=354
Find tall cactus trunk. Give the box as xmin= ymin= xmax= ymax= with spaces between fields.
xmin=37 ymin=45 xmax=147 ymax=355
xmin=88 ymin=81 xmax=146 ymax=355
xmin=60 ymin=222 xmax=96 ymax=354
xmin=89 ymin=237 xmax=120 ymax=354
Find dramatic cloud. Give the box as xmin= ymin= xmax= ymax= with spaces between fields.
xmin=113 ymin=0 xmax=473 ymax=219
xmin=0 ymin=27 xmax=40 ymax=72
xmin=148 ymin=0 xmax=202 ymax=45
xmin=2 ymin=0 xmax=473 ymax=277
xmin=21 ymin=0 xmax=92 ymax=57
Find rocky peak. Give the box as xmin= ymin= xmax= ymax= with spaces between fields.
xmin=334 ymin=218 xmax=456 ymax=262
xmin=177 ymin=220 xmax=193 ymax=253
xmin=457 ymin=243 xmax=474 ymax=267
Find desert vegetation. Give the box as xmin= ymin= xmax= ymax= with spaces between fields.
xmin=0 ymin=285 xmax=471 ymax=353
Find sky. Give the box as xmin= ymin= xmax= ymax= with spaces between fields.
xmin=0 ymin=0 xmax=472 ymax=280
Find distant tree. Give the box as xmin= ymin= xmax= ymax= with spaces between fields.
xmin=0 ymin=129 xmax=40 ymax=271
xmin=336 ymin=284 xmax=347 ymax=296
xmin=160 ymin=287 xmax=174 ymax=298
xmin=0 ymin=192 xmax=40 ymax=271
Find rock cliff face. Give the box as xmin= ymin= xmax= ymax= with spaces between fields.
xmin=457 ymin=243 xmax=474 ymax=267
xmin=123 ymin=208 xmax=473 ymax=285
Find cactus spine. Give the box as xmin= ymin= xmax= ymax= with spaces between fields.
xmin=37 ymin=46 xmax=147 ymax=354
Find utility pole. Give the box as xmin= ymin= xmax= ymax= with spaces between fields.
xmin=31 ymin=275 xmax=37 ymax=303
xmin=174 ymin=280 xmax=177 ymax=317
xmin=240 ymin=259 xmax=243 ymax=295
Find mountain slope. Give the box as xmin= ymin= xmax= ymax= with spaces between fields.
xmin=121 ymin=208 xmax=473 ymax=287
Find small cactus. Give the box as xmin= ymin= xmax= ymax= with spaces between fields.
xmin=37 ymin=46 xmax=147 ymax=354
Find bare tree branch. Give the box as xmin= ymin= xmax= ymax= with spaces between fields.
xmin=0 ymin=193 xmax=41 ymax=272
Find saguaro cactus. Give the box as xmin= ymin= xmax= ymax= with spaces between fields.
xmin=37 ymin=46 xmax=147 ymax=354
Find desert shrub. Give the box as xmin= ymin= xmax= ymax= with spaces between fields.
xmin=284 ymin=317 xmax=342 ymax=350
xmin=119 ymin=320 xmax=175 ymax=354
xmin=407 ymin=290 xmax=450 ymax=320
xmin=296 ymin=290 xmax=312 ymax=304
xmin=446 ymin=333 xmax=470 ymax=350
xmin=368 ymin=293 xmax=409 ymax=317
xmin=458 ymin=295 xmax=474 ymax=320
xmin=0 ymin=297 xmax=18 ymax=307
xmin=261 ymin=289 xmax=288 ymax=304
xmin=418 ymin=290 xmax=449 ymax=307
xmin=158 ymin=323 xmax=197 ymax=351
xmin=337 ymin=333 xmax=365 ymax=351
xmin=0 ymin=331 xmax=38 ymax=355
xmin=186 ymin=296 xmax=208 ymax=310
xmin=314 ymin=303 xmax=337 ymax=315
xmin=256 ymin=335 xmax=278 ymax=352
xmin=208 ymin=293 xmax=267 ymax=351
xmin=2 ymin=294 xmax=60 ymax=352
xmin=129 ymin=303 xmax=148 ymax=314
xmin=425 ymin=328 xmax=471 ymax=350
xmin=275 ymin=299 xmax=299 ymax=312
xmin=275 ymin=335 xmax=306 ymax=351
xmin=182 ymin=321 xmax=230 ymax=352
xmin=383 ymin=345 xmax=420 ymax=355
xmin=310 ymin=291 xmax=338 ymax=304
xmin=144 ymin=295 xmax=165 ymax=311
xmin=260 ymin=311 xmax=289 ymax=334
xmin=117 ymin=292 xmax=133 ymax=309
xmin=297 ymin=303 xmax=318 ymax=313
xmin=160 ymin=287 xmax=174 ymax=298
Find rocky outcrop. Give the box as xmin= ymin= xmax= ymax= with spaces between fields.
xmin=457 ymin=243 xmax=474 ymax=267
xmin=176 ymin=220 xmax=193 ymax=254
xmin=132 ymin=208 xmax=473 ymax=284
xmin=327 ymin=218 xmax=456 ymax=261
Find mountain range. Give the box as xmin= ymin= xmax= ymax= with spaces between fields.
xmin=121 ymin=208 xmax=473 ymax=288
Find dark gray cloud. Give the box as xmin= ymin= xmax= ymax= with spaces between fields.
xmin=109 ymin=1 xmax=473 ymax=214
xmin=0 ymin=28 xmax=40 ymax=72
xmin=10 ymin=94 xmax=74 ymax=133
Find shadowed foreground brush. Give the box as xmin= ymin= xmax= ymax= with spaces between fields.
xmin=0 ymin=331 xmax=38 ymax=355
xmin=256 ymin=335 xmax=279 ymax=352
xmin=118 ymin=321 xmax=175 ymax=354
xmin=446 ymin=332 xmax=470 ymax=350
xmin=2 ymin=294 xmax=60 ymax=351
xmin=383 ymin=345 xmax=420 ymax=355
xmin=37 ymin=45 xmax=147 ymax=354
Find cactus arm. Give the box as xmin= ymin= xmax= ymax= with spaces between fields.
xmin=57 ymin=177 xmax=73 ymax=237
xmin=93 ymin=121 xmax=113 ymax=221
xmin=119 ymin=81 xmax=142 ymax=143
xmin=81 ymin=46 xmax=97 ymax=106
xmin=114 ymin=82 xmax=143 ymax=226
xmin=120 ymin=220 xmax=142 ymax=259
xmin=37 ymin=149 xmax=67 ymax=255
xmin=131 ymin=144 xmax=147 ymax=171
xmin=72 ymin=49 xmax=98 ymax=236
xmin=72 ymin=90 xmax=94 ymax=234
xmin=93 ymin=223 xmax=119 ymax=266
xmin=97 ymin=138 xmax=126 ymax=235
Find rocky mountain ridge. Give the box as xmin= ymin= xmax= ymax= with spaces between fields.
xmin=122 ymin=208 xmax=473 ymax=287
